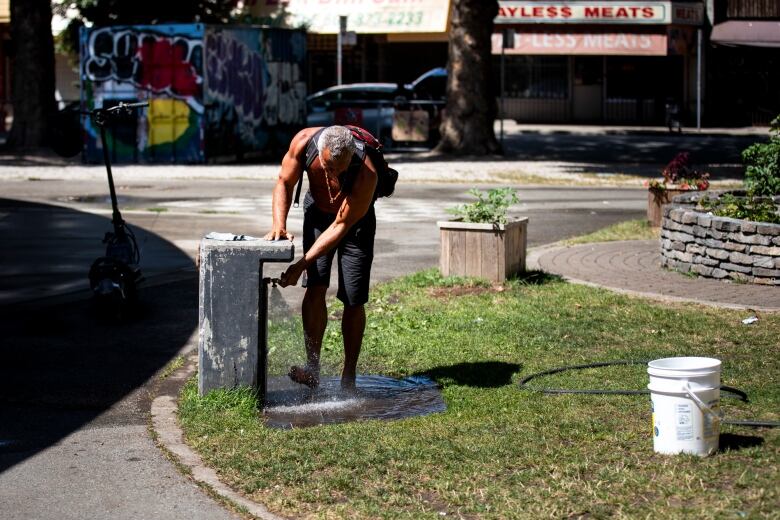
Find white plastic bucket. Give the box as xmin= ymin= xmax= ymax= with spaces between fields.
xmin=647 ymin=357 xmax=721 ymax=456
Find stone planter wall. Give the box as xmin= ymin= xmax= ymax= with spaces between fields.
xmin=660 ymin=196 xmax=780 ymax=285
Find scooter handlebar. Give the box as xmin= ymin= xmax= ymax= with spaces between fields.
xmin=109 ymin=101 xmax=150 ymax=111
xmin=81 ymin=101 xmax=150 ymax=119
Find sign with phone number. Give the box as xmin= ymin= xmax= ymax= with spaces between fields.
xmin=249 ymin=0 xmax=449 ymax=34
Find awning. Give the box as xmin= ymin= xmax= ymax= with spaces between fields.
xmin=711 ymin=21 xmax=780 ymax=48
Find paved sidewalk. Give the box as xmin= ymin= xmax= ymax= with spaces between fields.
xmin=529 ymin=240 xmax=780 ymax=311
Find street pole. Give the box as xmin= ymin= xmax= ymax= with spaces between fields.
xmin=500 ymin=40 xmax=505 ymax=146
xmin=337 ymin=16 xmax=347 ymax=86
xmin=696 ymin=28 xmax=702 ymax=131
xmin=501 ymin=29 xmax=514 ymax=147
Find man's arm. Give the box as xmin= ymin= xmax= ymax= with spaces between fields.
xmin=279 ymin=158 xmax=378 ymax=287
xmin=264 ymin=129 xmax=313 ymax=241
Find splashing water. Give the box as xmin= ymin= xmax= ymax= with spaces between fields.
xmin=263 ymin=375 xmax=446 ymax=429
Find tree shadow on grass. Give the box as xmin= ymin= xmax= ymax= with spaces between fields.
xmin=719 ymin=433 xmax=765 ymax=453
xmin=413 ymin=361 xmax=522 ymax=388
xmin=510 ymin=270 xmax=563 ymax=286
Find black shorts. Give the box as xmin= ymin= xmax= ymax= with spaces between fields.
xmin=302 ymin=192 xmax=376 ymax=306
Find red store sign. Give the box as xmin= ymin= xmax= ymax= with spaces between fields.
xmin=496 ymin=1 xmax=701 ymax=25
xmin=492 ymin=31 xmax=668 ymax=55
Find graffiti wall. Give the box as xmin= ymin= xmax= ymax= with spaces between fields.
xmin=81 ymin=24 xmax=205 ymax=163
xmin=81 ymin=24 xmax=306 ymax=163
xmin=204 ymin=27 xmax=306 ymax=160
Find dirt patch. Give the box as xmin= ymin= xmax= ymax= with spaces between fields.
xmin=427 ymin=284 xmax=506 ymax=299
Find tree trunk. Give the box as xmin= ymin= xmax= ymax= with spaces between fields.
xmin=8 ymin=0 xmax=56 ymax=151
xmin=436 ymin=0 xmax=500 ymax=155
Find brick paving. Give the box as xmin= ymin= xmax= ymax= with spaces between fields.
xmin=531 ymin=240 xmax=780 ymax=311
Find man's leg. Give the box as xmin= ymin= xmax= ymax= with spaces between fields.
xmin=335 ymin=205 xmax=375 ymax=390
xmin=292 ymin=195 xmax=335 ymax=388
xmin=341 ymin=303 xmax=366 ymax=389
xmin=290 ymin=285 xmax=328 ymax=387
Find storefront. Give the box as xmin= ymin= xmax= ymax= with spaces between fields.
xmin=493 ymin=1 xmax=704 ymax=124
xmin=708 ymin=19 xmax=780 ymax=126
xmin=247 ymin=0 xmax=711 ymax=126
xmin=249 ymin=0 xmax=451 ymax=93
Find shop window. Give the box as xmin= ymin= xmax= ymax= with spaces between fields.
xmin=495 ymin=56 xmax=569 ymax=99
xmin=606 ymin=56 xmax=682 ymax=100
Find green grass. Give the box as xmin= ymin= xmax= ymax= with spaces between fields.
xmin=198 ymin=210 xmax=241 ymax=215
xmin=179 ymin=270 xmax=780 ymax=519
xmin=159 ymin=355 xmax=184 ymax=380
xmin=564 ymin=219 xmax=659 ymax=245
xmin=146 ymin=207 xmax=168 ymax=213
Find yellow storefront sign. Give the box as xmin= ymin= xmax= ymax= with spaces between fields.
xmin=250 ymin=0 xmax=451 ymax=34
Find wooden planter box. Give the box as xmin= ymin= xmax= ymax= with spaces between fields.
xmin=437 ymin=218 xmax=528 ymax=282
xmin=647 ymin=187 xmax=702 ymax=227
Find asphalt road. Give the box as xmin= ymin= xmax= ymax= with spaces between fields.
xmin=0 ymin=179 xmax=647 ymax=300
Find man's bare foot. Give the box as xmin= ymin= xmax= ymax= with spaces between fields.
xmin=288 ymin=365 xmax=319 ymax=388
xmin=340 ymin=378 xmax=356 ymax=391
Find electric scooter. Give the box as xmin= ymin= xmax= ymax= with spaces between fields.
xmin=83 ymin=101 xmax=148 ymax=315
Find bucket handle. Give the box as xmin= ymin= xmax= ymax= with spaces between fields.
xmin=684 ymin=382 xmax=723 ymax=419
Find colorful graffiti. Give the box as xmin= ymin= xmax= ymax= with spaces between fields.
xmin=84 ymin=25 xmax=204 ymax=110
xmin=205 ymin=30 xmax=265 ymax=122
xmin=81 ymin=24 xmax=205 ymax=163
xmin=81 ymin=24 xmax=306 ymax=164
xmin=204 ymin=27 xmax=306 ymax=158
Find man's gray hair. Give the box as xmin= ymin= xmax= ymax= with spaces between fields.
xmin=317 ymin=126 xmax=356 ymax=162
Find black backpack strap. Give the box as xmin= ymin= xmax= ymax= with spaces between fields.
xmin=293 ymin=130 xmax=323 ymax=208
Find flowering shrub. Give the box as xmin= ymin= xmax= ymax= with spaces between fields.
xmin=645 ymin=152 xmax=710 ymax=191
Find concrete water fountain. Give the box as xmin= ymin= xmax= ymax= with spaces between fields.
xmin=198 ymin=233 xmax=446 ymax=427
xmin=198 ymin=233 xmax=293 ymax=397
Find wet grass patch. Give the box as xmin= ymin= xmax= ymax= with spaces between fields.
xmin=179 ymin=270 xmax=779 ymax=519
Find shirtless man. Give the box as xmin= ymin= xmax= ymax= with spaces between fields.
xmin=265 ymin=126 xmax=378 ymax=390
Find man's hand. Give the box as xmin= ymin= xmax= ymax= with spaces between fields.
xmin=264 ymin=228 xmax=294 ymax=241
xmin=279 ymin=258 xmax=307 ymax=287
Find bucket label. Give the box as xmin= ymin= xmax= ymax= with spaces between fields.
xmin=676 ymin=403 xmax=693 ymax=441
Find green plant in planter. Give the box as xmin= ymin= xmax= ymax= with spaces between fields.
xmin=700 ymin=193 xmax=780 ymax=224
xmin=701 ymin=115 xmax=780 ymax=224
xmin=447 ymin=187 xmax=519 ymax=224
xmin=742 ymin=114 xmax=780 ymax=197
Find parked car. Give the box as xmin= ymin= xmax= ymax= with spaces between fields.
xmin=306 ymin=67 xmax=446 ymax=148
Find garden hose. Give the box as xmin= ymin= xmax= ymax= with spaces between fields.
xmin=518 ymin=360 xmax=780 ymax=428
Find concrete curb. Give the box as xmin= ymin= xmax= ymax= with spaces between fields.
xmin=150 ymin=347 xmax=287 ymax=520
xmin=527 ymin=242 xmax=780 ymax=312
